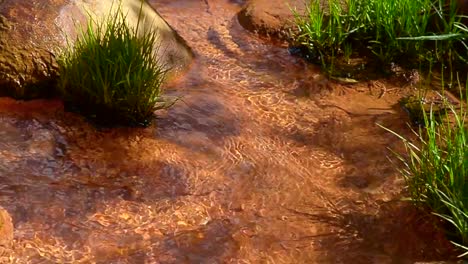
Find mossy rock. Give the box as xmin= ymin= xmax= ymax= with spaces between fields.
xmin=0 ymin=0 xmax=193 ymax=99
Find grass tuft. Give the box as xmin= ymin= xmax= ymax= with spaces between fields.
xmin=292 ymin=0 xmax=467 ymax=77
xmin=57 ymin=2 xmax=169 ymax=127
xmin=381 ymin=78 xmax=468 ymax=256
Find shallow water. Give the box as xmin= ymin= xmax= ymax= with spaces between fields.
xmin=0 ymin=0 xmax=456 ymax=263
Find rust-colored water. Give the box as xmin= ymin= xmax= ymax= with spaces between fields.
xmin=0 ymin=0 xmax=457 ymax=263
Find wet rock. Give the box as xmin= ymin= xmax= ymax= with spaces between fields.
xmin=0 ymin=207 xmax=14 ymax=248
xmin=237 ymin=0 xmax=307 ymax=40
xmin=238 ymin=0 xmax=468 ymax=41
xmin=0 ymin=0 xmax=193 ymax=99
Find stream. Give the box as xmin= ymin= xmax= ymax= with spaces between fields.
xmin=0 ymin=0 xmax=456 ymax=263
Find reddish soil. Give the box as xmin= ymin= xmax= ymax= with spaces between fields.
xmin=237 ymin=0 xmax=307 ymax=39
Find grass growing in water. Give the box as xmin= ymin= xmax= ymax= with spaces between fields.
xmin=57 ymin=2 xmax=168 ymax=126
xmin=294 ymin=0 xmax=468 ymax=256
xmin=292 ymin=0 xmax=467 ymax=77
xmin=381 ymin=78 xmax=468 ymax=256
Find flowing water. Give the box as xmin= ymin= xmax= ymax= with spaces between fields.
xmin=0 ymin=0 xmax=457 ymax=263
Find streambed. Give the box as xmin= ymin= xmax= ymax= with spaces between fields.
xmin=0 ymin=0 xmax=456 ymax=262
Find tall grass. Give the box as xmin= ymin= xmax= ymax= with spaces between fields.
xmin=292 ymin=0 xmax=467 ymax=75
xmin=382 ymin=78 xmax=468 ymax=257
xmin=57 ymin=2 xmax=168 ymax=126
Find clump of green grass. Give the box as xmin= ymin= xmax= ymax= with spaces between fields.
xmin=292 ymin=0 xmax=467 ymax=77
xmin=57 ymin=2 xmax=168 ymax=126
xmin=382 ymin=78 xmax=468 ymax=257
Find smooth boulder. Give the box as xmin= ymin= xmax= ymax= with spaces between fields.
xmin=238 ymin=0 xmax=307 ymax=40
xmin=0 ymin=0 xmax=193 ymax=98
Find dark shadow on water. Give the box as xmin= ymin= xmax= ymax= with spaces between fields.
xmin=0 ymin=102 xmax=239 ymax=262
xmin=89 ymin=219 xmax=239 ymax=263
xmin=158 ymin=219 xmax=239 ymax=263
xmin=155 ymin=89 xmax=241 ymax=148
xmin=286 ymin=200 xmax=458 ymax=263
xmin=265 ymin=93 xmax=457 ymax=261
xmin=207 ymin=27 xmax=238 ymax=58
xmin=274 ymin=98 xmax=411 ymax=191
xmin=204 ymin=15 xmax=319 ymax=91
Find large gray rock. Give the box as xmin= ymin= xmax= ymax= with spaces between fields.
xmin=0 ymin=0 xmax=193 ymax=99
